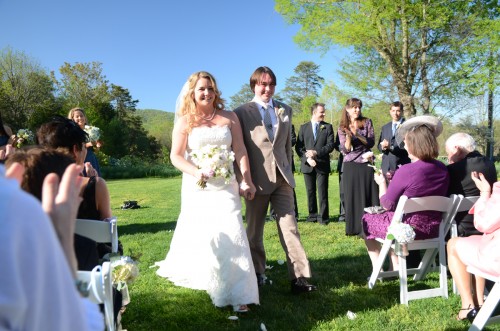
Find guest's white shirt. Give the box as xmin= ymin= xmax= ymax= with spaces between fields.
xmin=0 ymin=167 xmax=103 ymax=331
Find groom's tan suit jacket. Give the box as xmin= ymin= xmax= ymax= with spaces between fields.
xmin=235 ymin=100 xmax=295 ymax=193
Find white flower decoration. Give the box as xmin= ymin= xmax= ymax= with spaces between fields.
xmin=276 ymin=106 xmax=285 ymax=116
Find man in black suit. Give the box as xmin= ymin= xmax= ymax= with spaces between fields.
xmin=446 ymin=132 xmax=497 ymax=236
xmin=378 ymin=101 xmax=411 ymax=181
xmin=295 ymin=103 xmax=335 ymax=225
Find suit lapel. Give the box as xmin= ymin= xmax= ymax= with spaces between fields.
xmin=248 ymin=102 xmax=264 ymax=127
xmin=272 ymin=100 xmax=282 ymax=142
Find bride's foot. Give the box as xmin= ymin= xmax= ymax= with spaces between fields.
xmin=233 ymin=305 xmax=249 ymax=313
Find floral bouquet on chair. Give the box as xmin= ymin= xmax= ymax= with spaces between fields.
xmin=387 ymin=222 xmax=416 ymax=256
xmin=111 ymin=255 xmax=139 ymax=291
xmin=12 ymin=129 xmax=35 ymax=148
xmin=190 ymin=144 xmax=235 ymax=189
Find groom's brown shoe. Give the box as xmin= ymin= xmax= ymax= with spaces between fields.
xmin=291 ymin=277 xmax=317 ymax=294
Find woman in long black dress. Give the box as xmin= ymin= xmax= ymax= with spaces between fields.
xmin=337 ymin=98 xmax=379 ymax=236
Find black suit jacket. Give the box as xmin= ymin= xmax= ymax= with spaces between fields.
xmin=447 ymin=151 xmax=497 ymax=236
xmin=295 ymin=121 xmax=335 ymax=174
xmin=377 ymin=119 xmax=410 ymax=174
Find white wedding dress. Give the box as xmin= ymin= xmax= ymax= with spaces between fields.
xmin=155 ymin=125 xmax=259 ymax=307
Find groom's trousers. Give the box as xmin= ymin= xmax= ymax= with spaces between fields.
xmin=245 ymin=172 xmax=311 ymax=280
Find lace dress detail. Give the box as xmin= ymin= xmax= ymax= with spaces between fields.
xmin=155 ymin=126 xmax=259 ymax=307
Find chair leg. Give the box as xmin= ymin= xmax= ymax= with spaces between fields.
xmin=368 ymin=239 xmax=393 ymax=289
xmin=399 ymin=253 xmax=409 ymax=305
xmin=469 ymin=283 xmax=500 ymax=331
xmin=414 ymin=248 xmax=437 ymax=281
xmin=439 ymin=240 xmax=449 ymax=299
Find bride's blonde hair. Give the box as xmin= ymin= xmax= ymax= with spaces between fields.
xmin=177 ymin=71 xmax=225 ymax=132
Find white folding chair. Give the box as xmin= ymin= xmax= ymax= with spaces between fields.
xmin=368 ymin=194 xmax=462 ymax=305
xmin=467 ymin=266 xmax=500 ymax=331
xmin=450 ymin=196 xmax=480 ymax=294
xmin=75 ymin=218 xmax=119 ymax=253
xmin=77 ymin=261 xmax=115 ymax=331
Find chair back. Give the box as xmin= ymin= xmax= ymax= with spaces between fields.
xmin=75 ymin=218 xmax=119 ymax=253
xmin=391 ymin=195 xmax=461 ymax=236
xmin=456 ymin=196 xmax=479 ymax=213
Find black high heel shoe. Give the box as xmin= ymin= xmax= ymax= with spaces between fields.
xmin=457 ymin=305 xmax=479 ymax=322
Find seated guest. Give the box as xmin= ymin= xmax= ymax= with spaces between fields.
xmin=362 ymin=116 xmax=449 ymax=271
xmin=448 ymin=171 xmax=500 ymax=321
xmin=446 ymin=132 xmax=497 ymax=236
xmin=0 ymin=162 xmax=103 ymax=331
xmin=5 ymin=147 xmax=100 ymax=271
xmin=37 ymin=116 xmax=112 ymax=223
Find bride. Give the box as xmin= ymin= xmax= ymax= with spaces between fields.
xmin=155 ymin=71 xmax=259 ymax=312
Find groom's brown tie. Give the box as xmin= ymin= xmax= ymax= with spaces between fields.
xmin=263 ymin=105 xmax=274 ymax=142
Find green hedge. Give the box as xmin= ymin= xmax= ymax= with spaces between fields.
xmin=101 ymin=164 xmax=181 ymax=179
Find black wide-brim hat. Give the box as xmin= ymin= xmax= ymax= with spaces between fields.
xmin=395 ymin=115 xmax=443 ymax=145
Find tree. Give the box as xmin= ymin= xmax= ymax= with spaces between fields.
xmin=228 ymin=84 xmax=254 ymax=110
xmin=281 ymin=61 xmax=324 ymax=113
xmin=276 ymin=0 xmax=499 ymax=118
xmin=54 ymin=61 xmax=111 ymax=117
xmin=0 ymin=47 xmax=57 ymax=129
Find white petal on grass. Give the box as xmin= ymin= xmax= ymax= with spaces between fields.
xmin=265 ymin=264 xmax=274 ymax=270
xmin=269 ymin=280 xmax=273 ymax=285
xmin=260 ymin=322 xmax=267 ymax=331
xmin=347 ymin=310 xmax=357 ymax=320
xmin=228 ymin=316 xmax=238 ymax=321
xmin=277 ymin=260 xmax=285 ymax=265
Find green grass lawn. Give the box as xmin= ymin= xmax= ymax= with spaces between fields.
xmin=107 ymin=174 xmax=498 ymax=331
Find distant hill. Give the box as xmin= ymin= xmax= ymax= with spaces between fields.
xmin=136 ymin=109 xmax=174 ymax=147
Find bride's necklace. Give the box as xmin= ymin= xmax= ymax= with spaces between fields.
xmin=199 ymin=108 xmax=216 ymax=121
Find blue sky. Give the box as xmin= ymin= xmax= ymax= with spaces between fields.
xmin=0 ymin=0 xmax=346 ymax=112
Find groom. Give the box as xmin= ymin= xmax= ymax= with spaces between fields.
xmin=234 ymin=66 xmax=317 ymax=294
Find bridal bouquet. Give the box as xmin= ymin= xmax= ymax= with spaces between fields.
xmin=190 ymin=144 xmax=235 ymax=189
xmin=13 ymin=128 xmax=35 ymax=148
xmin=111 ymin=255 xmax=139 ymax=291
xmin=84 ymin=125 xmax=101 ymax=142
xmin=386 ymin=221 xmax=416 ymax=256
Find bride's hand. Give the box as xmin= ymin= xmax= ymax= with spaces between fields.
xmin=239 ymin=181 xmax=256 ymax=200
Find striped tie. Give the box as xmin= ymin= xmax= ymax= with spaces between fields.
xmin=263 ymin=105 xmax=274 ymax=142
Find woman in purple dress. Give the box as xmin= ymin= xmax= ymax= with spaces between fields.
xmin=337 ymin=98 xmax=379 ymax=236
xmin=363 ymin=116 xmax=449 ymax=271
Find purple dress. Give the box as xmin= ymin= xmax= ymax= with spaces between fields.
xmin=363 ymin=159 xmax=449 ymax=240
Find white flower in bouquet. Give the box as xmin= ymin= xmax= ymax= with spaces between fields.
xmin=189 ymin=144 xmax=235 ymax=189
xmin=111 ymin=256 xmax=139 ymax=291
xmin=84 ymin=125 xmax=101 ymax=142
xmin=387 ymin=222 xmax=416 ymax=244
xmin=14 ymin=129 xmax=35 ymax=148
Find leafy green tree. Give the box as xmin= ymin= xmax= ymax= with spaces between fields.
xmin=0 ymin=47 xmax=58 ymax=129
xmin=276 ymin=0 xmax=499 ymax=118
xmin=281 ymin=61 xmax=324 ymax=113
xmin=228 ymin=84 xmax=254 ymax=110
xmin=54 ymin=61 xmax=112 ymax=118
